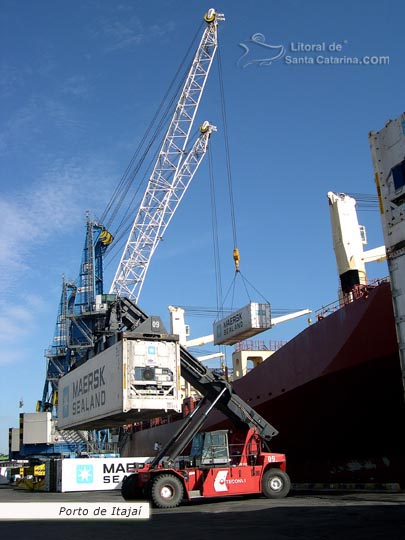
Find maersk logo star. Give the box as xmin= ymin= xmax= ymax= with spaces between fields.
xmin=76 ymin=464 xmax=94 ymax=484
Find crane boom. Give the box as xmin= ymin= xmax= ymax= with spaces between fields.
xmin=110 ymin=9 xmax=223 ymax=301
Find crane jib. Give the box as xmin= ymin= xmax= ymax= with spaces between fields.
xmin=110 ymin=11 xmax=222 ymax=302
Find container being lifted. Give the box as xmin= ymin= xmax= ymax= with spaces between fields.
xmin=58 ymin=320 xmax=182 ymax=431
xmin=213 ymin=302 xmax=272 ymax=346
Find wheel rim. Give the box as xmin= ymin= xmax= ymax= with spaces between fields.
xmin=160 ymin=485 xmax=174 ymax=499
xmin=269 ymin=476 xmax=283 ymax=491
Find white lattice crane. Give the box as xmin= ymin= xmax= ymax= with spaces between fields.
xmin=110 ymin=8 xmax=224 ymax=301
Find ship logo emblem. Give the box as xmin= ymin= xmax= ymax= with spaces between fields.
xmin=76 ymin=465 xmax=94 ymax=484
xmin=238 ymin=33 xmax=285 ymax=69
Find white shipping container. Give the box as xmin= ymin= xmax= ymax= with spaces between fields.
xmin=58 ymin=337 xmax=182 ymax=430
xmin=213 ymin=302 xmax=272 ymax=346
xmin=56 ymin=457 xmax=149 ymax=492
xmin=369 ymin=113 xmax=405 ymax=403
xmin=23 ymin=412 xmax=52 ymax=444
xmin=10 ymin=428 xmax=20 ymax=452
xmin=370 ymin=113 xmax=405 ymax=252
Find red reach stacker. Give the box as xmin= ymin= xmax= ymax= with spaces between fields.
xmin=120 ymin=310 xmax=291 ymax=508
xmin=122 ymin=424 xmax=290 ymax=508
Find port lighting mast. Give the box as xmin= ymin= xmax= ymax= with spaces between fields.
xmin=110 ymin=8 xmax=223 ymax=301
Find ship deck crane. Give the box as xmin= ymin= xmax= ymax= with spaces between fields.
xmin=327 ymin=191 xmax=386 ymax=298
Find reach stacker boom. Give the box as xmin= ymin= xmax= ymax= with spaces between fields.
xmin=116 ymin=297 xmax=291 ymax=508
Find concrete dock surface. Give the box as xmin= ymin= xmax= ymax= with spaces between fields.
xmin=0 ymin=485 xmax=403 ymax=539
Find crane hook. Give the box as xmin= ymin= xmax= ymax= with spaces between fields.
xmin=233 ymin=247 xmax=240 ymax=272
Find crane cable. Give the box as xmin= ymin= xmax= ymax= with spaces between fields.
xmin=346 ymin=192 xmax=379 ymax=211
xmin=217 ymin=46 xmax=240 ymax=274
xmin=216 ymin=45 xmax=271 ymax=309
xmin=217 ymin=43 xmax=246 ymax=310
xmin=216 ymin=41 xmax=240 ymax=311
xmin=208 ymin=143 xmax=223 ymax=317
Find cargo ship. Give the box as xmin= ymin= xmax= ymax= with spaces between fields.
xmin=121 ymin=278 xmax=405 ymax=485
xmin=120 ymin=114 xmax=405 ymax=486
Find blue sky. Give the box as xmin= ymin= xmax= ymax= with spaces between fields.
xmin=0 ymin=0 xmax=403 ymax=453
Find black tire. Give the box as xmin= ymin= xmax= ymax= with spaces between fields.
xmin=261 ymin=468 xmax=291 ymax=499
xmin=150 ymin=474 xmax=184 ymax=509
xmin=121 ymin=474 xmax=141 ymax=501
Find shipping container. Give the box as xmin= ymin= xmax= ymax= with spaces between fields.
xmin=56 ymin=457 xmax=149 ymax=492
xmin=23 ymin=412 xmax=52 ymax=444
xmin=10 ymin=428 xmax=20 ymax=452
xmin=213 ymin=302 xmax=272 ymax=346
xmin=58 ymin=337 xmax=182 ymax=430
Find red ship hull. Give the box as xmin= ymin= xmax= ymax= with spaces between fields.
xmin=124 ymin=281 xmax=405 ymax=485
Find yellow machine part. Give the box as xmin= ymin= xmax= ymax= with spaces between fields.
xmin=99 ymin=229 xmax=113 ymax=246
xmin=233 ymin=248 xmax=240 ymax=272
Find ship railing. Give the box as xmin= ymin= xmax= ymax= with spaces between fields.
xmin=315 ymin=277 xmax=390 ymax=320
xmin=234 ymin=339 xmax=288 ymax=353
